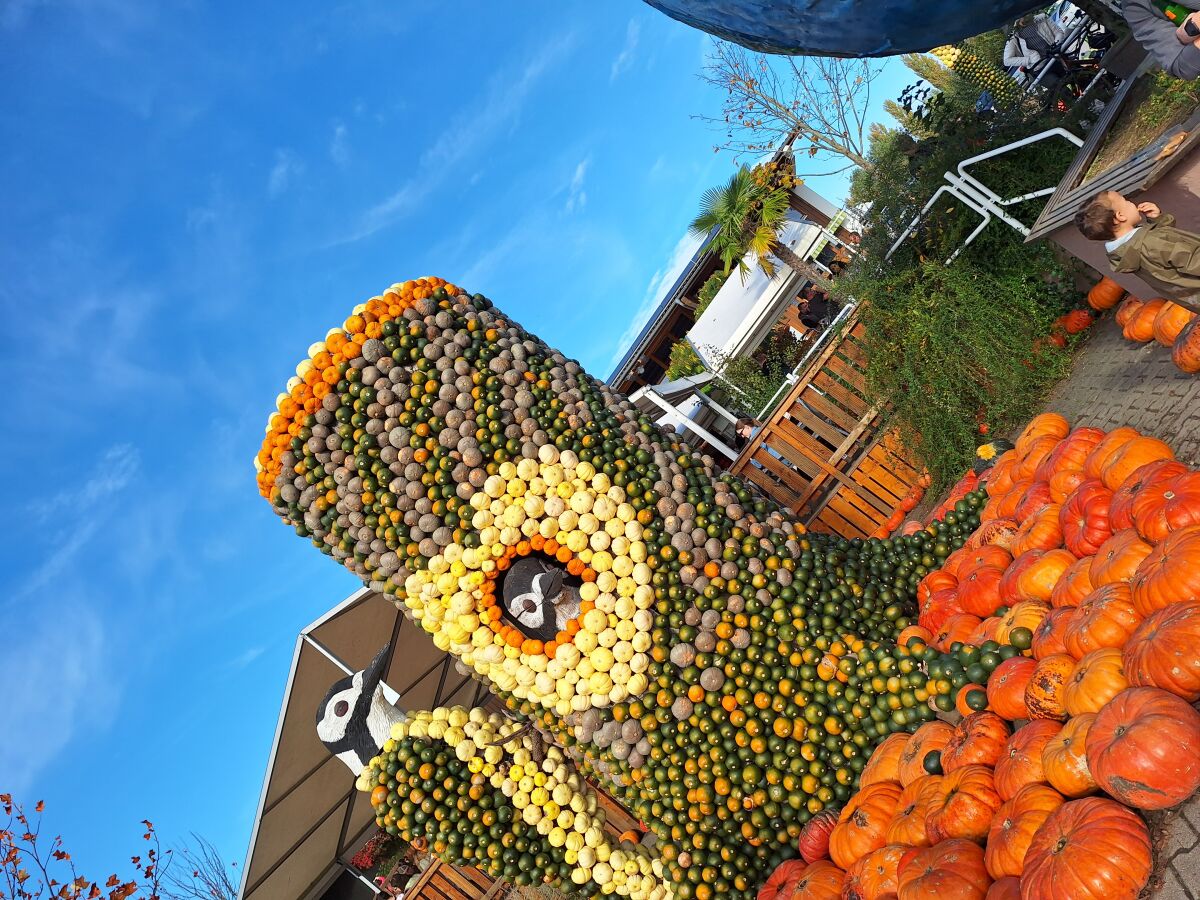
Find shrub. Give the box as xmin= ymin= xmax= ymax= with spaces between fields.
xmin=694 ymin=270 xmax=731 ymax=318
xmin=666 ymin=340 xmax=705 ymax=381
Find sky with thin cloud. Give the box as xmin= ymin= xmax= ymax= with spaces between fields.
xmin=0 ymin=0 xmax=906 ymax=879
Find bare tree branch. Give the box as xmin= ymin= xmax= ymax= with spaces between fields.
xmin=697 ymin=41 xmax=883 ymax=173
xmin=161 ymin=835 xmax=237 ymax=900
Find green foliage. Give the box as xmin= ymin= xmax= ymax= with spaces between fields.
xmin=694 ymin=269 xmax=731 ymax=318
xmin=846 ymin=254 xmax=1075 ymax=488
xmin=690 ymin=166 xmax=794 ymax=281
xmin=665 ymin=340 xmax=705 ymax=381
xmin=709 ymin=328 xmax=809 ymax=418
xmin=1139 ymin=69 xmax=1200 ymax=130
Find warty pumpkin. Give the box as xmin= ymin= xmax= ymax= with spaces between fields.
xmin=1129 ymin=525 xmax=1200 ymax=616
xmin=1088 ymin=529 xmax=1153 ymax=587
xmin=897 ymin=721 xmax=954 ymax=786
xmin=1023 ymin=653 xmax=1076 ymax=720
xmin=942 ymin=712 xmax=1011 ymax=773
xmin=842 ymin=844 xmax=905 ymax=900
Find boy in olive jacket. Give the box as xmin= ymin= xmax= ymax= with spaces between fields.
xmin=1075 ymin=190 xmax=1200 ymax=312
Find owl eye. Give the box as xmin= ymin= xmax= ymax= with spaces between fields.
xmin=334 ymin=699 xmax=350 ymax=717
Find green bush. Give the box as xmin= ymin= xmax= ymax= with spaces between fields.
xmin=665 ymin=340 xmax=705 ymax=381
xmin=709 ymin=328 xmax=809 ymax=418
xmin=847 ymin=254 xmax=1074 ymax=489
xmin=694 ymin=270 xmax=731 ymax=318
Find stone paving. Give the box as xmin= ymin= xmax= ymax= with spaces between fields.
xmin=1037 ymin=315 xmax=1200 ymax=897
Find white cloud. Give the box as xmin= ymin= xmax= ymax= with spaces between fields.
xmin=0 ymin=600 xmax=113 ymax=794
xmin=32 ymin=443 xmax=141 ymax=525
xmin=610 ymin=19 xmax=641 ymax=82
xmin=268 ymin=149 xmax=303 ymax=196
xmin=330 ymin=122 xmax=349 ymax=166
xmin=226 ymin=645 xmax=267 ymax=671
xmin=333 ymin=32 xmax=576 ymax=245
xmin=565 ymin=157 xmax=589 ymax=213
xmin=608 ymin=231 xmax=704 ymax=374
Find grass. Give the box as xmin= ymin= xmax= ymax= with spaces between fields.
xmin=1086 ymin=70 xmax=1200 ymax=180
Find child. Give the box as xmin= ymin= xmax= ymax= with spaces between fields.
xmin=1075 ymin=190 xmax=1200 ymax=309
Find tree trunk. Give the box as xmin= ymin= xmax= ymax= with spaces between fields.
xmin=770 ymin=239 xmax=831 ymax=292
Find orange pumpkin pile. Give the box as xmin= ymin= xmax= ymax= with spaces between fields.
xmin=764 ymin=411 xmax=1200 ymax=898
xmin=1110 ymin=293 xmax=1199 ymax=372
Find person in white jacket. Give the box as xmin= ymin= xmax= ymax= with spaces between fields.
xmin=1003 ymin=12 xmax=1067 ymax=78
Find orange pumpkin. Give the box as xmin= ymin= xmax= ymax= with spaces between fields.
xmin=884 ymin=775 xmax=941 ymax=847
xmin=1049 ymin=555 xmax=1095 ymax=609
xmin=925 ymin=765 xmax=1003 ymax=843
xmin=1089 ymin=529 xmax=1153 ymax=587
xmin=897 ymin=624 xmax=933 ymax=650
xmin=985 ymin=877 xmax=1021 ymax=900
xmin=1023 ymin=653 xmax=1076 ymax=720
xmin=1153 ymin=300 xmax=1196 ymax=346
xmin=1109 ymin=458 xmax=1190 ymax=531
xmin=790 ymin=859 xmax=846 ymax=900
xmin=1062 ymin=583 xmax=1143 ymax=659
xmin=986 ymin=453 xmax=1019 ymax=499
xmin=1020 ymin=797 xmax=1152 ymax=900
xmin=1015 ymin=436 xmax=1060 ymax=482
xmin=1015 ymin=413 xmax=1070 ymax=456
xmin=1034 ymin=426 xmax=1106 ymax=483
xmin=1121 ymin=297 xmax=1165 ymax=342
xmin=995 ymin=600 xmax=1050 ymax=645
xmin=842 ymin=844 xmax=905 ymax=900
xmin=1063 ymin=647 xmax=1129 ymax=716
xmin=993 ymin=720 xmax=1062 ymax=800
xmin=758 ymin=859 xmax=808 ymax=900
xmin=1128 ymin=470 xmax=1200 ymax=543
xmin=1048 ymin=468 xmax=1087 ymax=504
xmin=1114 ymin=294 xmax=1144 ymax=326
xmin=828 ymin=781 xmax=902 ymax=870
xmin=1082 ymin=427 xmax=1140 ymax=481
xmin=1000 ymin=550 xmax=1074 ymax=604
xmin=1129 ymin=525 xmax=1200 ymax=617
xmin=1041 ymin=713 xmax=1098 ymax=798
xmin=983 ymin=783 xmax=1065 ymax=879
xmin=798 ymin=808 xmax=840 ymax=863
xmin=1031 ymin=607 xmax=1075 ymax=660
xmin=1086 ymin=686 xmax=1200 ymax=809
xmin=970 ymin=517 xmax=1020 ymax=551
xmin=1123 ymin=601 xmax=1200 ymax=701
xmin=942 ymin=712 xmax=1011 ymax=772
xmin=970 ymin=617 xmax=1004 ymax=647
xmin=1013 ymin=481 xmax=1054 ymax=522
xmin=1009 ymin=503 xmax=1063 ymax=556
xmin=897 ymin=721 xmax=954 ymax=786
xmin=918 ymin=587 xmax=960 ymax=634
xmin=1086 ymin=277 xmax=1125 ymax=310
xmin=935 ymin=614 xmax=983 ymax=652
xmin=958 ymin=565 xmax=1006 ymax=617
xmin=986 ymin=657 xmax=1037 ymax=721
xmin=896 ymin=839 xmax=992 ymax=900
xmin=1173 ymin=316 xmax=1200 ymax=373
xmin=1058 ymin=479 xmax=1113 ymax=558
xmin=860 ymin=733 xmax=909 ymax=787
xmin=956 ymin=682 xmax=990 ymax=716
xmin=1100 ymin=436 xmax=1175 ymax=493
xmin=991 ymin=480 xmax=1027 ymax=521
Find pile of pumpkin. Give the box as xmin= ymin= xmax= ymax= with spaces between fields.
xmin=1087 ymin=276 xmax=1200 ymax=374
xmin=759 ymin=411 xmax=1200 ymax=898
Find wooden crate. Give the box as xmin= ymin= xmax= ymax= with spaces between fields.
xmin=730 ymin=310 xmax=923 ymax=538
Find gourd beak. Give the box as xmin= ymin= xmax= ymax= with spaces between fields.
xmin=361 ymin=643 xmax=390 ymax=696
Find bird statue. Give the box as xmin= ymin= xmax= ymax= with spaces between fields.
xmin=501 ymin=555 xmax=567 ymax=643
xmin=258 ymin=276 xmax=979 ymax=899
xmin=641 ymin=0 xmax=1043 ymax=57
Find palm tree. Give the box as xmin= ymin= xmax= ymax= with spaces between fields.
xmin=689 ymin=166 xmax=828 ymax=287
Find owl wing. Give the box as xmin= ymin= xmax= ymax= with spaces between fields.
xmin=534 ymin=568 xmax=563 ymax=602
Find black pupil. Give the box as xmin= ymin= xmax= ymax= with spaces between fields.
xmin=334 ymin=700 xmax=350 ymax=717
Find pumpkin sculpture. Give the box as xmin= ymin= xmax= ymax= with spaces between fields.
xmin=1123 ymin=601 xmax=1200 ymax=701
xmin=1020 ymin=797 xmax=1152 ymax=900
xmin=896 ymin=839 xmax=992 ymax=900
xmin=1040 ymin=713 xmax=1098 ymax=798
xmin=983 ymin=783 xmax=1064 ymax=879
xmin=993 ymin=720 xmax=1061 ymax=800
xmin=1086 ymin=686 xmax=1200 ymax=809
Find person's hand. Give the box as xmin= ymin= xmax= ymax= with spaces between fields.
xmin=1137 ymin=201 xmax=1161 ymax=219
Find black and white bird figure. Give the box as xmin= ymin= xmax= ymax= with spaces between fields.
xmin=502 ymin=556 xmax=568 ymax=643
xmin=316 ymin=644 xmax=405 ymax=775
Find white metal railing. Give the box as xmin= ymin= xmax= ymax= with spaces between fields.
xmin=885 ymin=127 xmax=1084 ymax=264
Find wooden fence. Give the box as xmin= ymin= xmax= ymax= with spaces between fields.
xmin=729 ymin=310 xmax=924 ymax=539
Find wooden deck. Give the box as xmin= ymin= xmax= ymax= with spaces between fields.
xmin=729 ymin=311 xmax=923 ymax=538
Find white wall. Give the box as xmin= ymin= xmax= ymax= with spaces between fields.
xmin=688 ymin=214 xmax=819 ymax=369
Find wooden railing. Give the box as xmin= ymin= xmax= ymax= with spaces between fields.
xmin=730 ymin=310 xmax=923 ymax=538
xmin=406 ymin=858 xmax=506 ymax=900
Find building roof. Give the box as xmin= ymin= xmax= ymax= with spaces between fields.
xmin=239 ymin=589 xmax=494 ymax=900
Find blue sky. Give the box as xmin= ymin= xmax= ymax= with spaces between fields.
xmin=0 ymin=0 xmax=910 ymax=882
